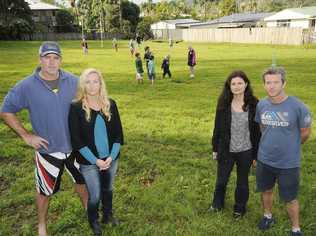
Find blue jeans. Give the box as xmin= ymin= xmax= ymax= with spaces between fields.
xmin=80 ymin=159 xmax=118 ymax=222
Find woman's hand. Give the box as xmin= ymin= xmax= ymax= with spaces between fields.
xmin=98 ymin=157 xmax=113 ymax=170
xmin=212 ymin=152 xmax=218 ymax=160
xmin=103 ymin=157 xmax=113 ymax=169
xmin=96 ymin=159 xmax=107 ymax=169
xmin=252 ymin=160 xmax=257 ymax=168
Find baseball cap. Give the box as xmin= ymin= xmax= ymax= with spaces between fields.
xmin=39 ymin=41 xmax=61 ymax=57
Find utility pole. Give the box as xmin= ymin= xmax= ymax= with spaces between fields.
xmin=81 ymin=16 xmax=84 ymax=39
xmin=119 ymin=0 xmax=122 ymax=32
xmin=70 ymin=0 xmax=84 ymax=39
xmin=235 ymin=0 xmax=239 ymax=13
xmin=100 ymin=9 xmax=104 ymax=48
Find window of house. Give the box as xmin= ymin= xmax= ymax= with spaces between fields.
xmin=277 ymin=20 xmax=291 ymax=27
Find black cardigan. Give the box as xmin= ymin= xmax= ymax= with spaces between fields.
xmin=68 ymin=99 xmax=124 ymax=165
xmin=211 ymin=102 xmax=261 ymax=161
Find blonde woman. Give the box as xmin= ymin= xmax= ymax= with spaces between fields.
xmin=68 ymin=68 xmax=123 ymax=236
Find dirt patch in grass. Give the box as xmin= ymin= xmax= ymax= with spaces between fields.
xmin=0 ymin=155 xmax=22 ymax=165
xmin=0 ymin=176 xmax=9 ymax=192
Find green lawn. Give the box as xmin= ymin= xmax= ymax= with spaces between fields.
xmin=0 ymin=40 xmax=315 ymax=236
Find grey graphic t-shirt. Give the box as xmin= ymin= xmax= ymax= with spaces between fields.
xmin=255 ymin=96 xmax=312 ymax=168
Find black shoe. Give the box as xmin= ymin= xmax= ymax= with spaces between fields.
xmin=257 ymin=216 xmax=275 ymax=231
xmin=103 ymin=214 xmax=120 ymax=226
xmin=290 ymin=231 xmax=304 ymax=236
xmin=89 ymin=221 xmax=102 ymax=236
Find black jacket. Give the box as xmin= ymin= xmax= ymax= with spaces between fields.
xmin=161 ymin=58 xmax=170 ymax=71
xmin=68 ymin=99 xmax=124 ymax=165
xmin=211 ymin=101 xmax=261 ymax=161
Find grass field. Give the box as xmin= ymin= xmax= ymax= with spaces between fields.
xmin=0 ymin=40 xmax=315 ymax=236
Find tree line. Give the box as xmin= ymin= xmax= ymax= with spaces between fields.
xmin=1 ymin=0 xmax=316 ymax=40
xmin=141 ymin=0 xmax=316 ymax=21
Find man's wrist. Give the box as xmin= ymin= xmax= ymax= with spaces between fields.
xmin=20 ymin=131 xmax=30 ymax=140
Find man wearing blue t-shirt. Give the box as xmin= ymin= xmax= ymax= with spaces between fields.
xmin=0 ymin=41 xmax=88 ymax=236
xmin=255 ymin=67 xmax=312 ymax=236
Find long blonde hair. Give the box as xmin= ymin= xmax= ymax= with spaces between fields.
xmin=74 ymin=68 xmax=111 ymax=121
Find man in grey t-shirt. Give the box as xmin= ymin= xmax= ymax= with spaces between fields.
xmin=255 ymin=67 xmax=312 ymax=236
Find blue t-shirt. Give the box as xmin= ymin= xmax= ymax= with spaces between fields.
xmin=1 ymin=68 xmax=78 ymax=154
xmin=255 ymin=96 xmax=312 ymax=168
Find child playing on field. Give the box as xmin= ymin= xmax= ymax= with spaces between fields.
xmin=168 ymin=38 xmax=173 ymax=48
xmin=144 ymin=46 xmax=151 ymax=78
xmin=112 ymin=37 xmax=118 ymax=52
xmin=129 ymin=39 xmax=135 ymax=57
xmin=81 ymin=38 xmax=88 ymax=55
xmin=135 ymin=52 xmax=144 ymax=84
xmin=147 ymin=55 xmax=156 ymax=85
xmin=161 ymin=55 xmax=171 ymax=78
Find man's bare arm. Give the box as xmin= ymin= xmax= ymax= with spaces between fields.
xmin=301 ymin=127 xmax=311 ymax=144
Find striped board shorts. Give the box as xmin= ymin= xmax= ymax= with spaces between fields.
xmin=35 ymin=152 xmax=85 ymax=196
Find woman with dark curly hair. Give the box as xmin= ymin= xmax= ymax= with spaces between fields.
xmin=210 ymin=70 xmax=261 ymax=218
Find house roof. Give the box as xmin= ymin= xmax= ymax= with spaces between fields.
xmin=264 ymin=6 xmax=316 ymax=21
xmin=25 ymin=0 xmax=60 ymax=10
xmin=163 ymin=19 xmax=200 ymax=25
xmin=190 ymin=12 xmax=273 ymax=27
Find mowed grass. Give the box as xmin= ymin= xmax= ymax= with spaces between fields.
xmin=0 ymin=40 xmax=316 ymax=236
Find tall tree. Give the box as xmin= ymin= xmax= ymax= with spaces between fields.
xmin=218 ymin=0 xmax=237 ymax=16
xmin=0 ymin=0 xmax=34 ymax=39
xmin=141 ymin=0 xmax=155 ymax=18
xmin=194 ymin=0 xmax=219 ymax=20
xmin=56 ymin=9 xmax=78 ymax=32
xmin=76 ymin=0 xmax=120 ymax=33
xmin=76 ymin=0 xmax=139 ymax=36
xmin=136 ymin=16 xmax=154 ymax=39
xmin=121 ymin=0 xmax=140 ymax=33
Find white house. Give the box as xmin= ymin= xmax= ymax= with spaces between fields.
xmin=150 ymin=19 xmax=200 ymax=31
xmin=264 ymin=6 xmax=316 ymax=31
xmin=25 ymin=0 xmax=60 ymax=32
xmin=150 ymin=19 xmax=200 ymax=40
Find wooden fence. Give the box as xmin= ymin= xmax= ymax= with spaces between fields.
xmin=303 ymin=29 xmax=316 ymax=44
xmin=152 ymin=27 xmax=315 ymax=45
xmin=151 ymin=29 xmax=183 ymax=41
xmin=17 ymin=28 xmax=315 ymax=45
xmin=182 ymin=27 xmax=304 ymax=45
